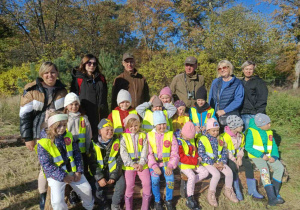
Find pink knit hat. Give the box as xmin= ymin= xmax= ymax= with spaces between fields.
xmin=159 ymin=86 xmax=172 ymax=98
xmin=206 ymin=118 xmax=220 ymax=130
xmin=181 ymin=122 xmax=196 ymax=139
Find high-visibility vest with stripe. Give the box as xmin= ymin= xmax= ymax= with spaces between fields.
xmin=148 ymin=131 xmax=173 ymax=169
xmin=38 ymin=132 xmax=77 ymax=174
xmin=178 ymin=138 xmax=198 ymax=169
xmin=121 ymin=132 xmax=148 ymax=170
xmin=220 ymin=132 xmax=245 ymax=158
xmin=93 ymin=139 xmax=120 ymax=173
xmin=247 ymin=128 xmax=273 ymax=158
xmin=199 ymin=135 xmax=223 ymax=166
xmin=112 ymin=110 xmax=137 ymax=135
xmin=142 ymin=110 xmax=170 ymax=132
xmin=190 ymin=107 xmax=215 ymax=127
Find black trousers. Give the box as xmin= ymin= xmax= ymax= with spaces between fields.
xmin=227 ymin=157 xmax=254 ymax=181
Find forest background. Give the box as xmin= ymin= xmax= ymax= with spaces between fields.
xmin=0 ymin=0 xmax=299 ymax=99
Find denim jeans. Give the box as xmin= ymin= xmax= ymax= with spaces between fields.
xmin=241 ymin=114 xmax=255 ymax=131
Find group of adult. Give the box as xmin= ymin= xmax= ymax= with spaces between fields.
xmin=20 ymin=53 xmax=268 ymax=151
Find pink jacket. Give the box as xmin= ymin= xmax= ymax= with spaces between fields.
xmin=224 ymin=126 xmax=244 ymax=161
xmin=147 ymin=129 xmax=179 ymax=169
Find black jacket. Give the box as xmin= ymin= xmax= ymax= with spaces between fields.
xmin=19 ymin=78 xmax=67 ymax=141
xmin=241 ymin=75 xmax=268 ymax=115
xmin=70 ymin=69 xmax=109 ymax=135
xmin=88 ymin=135 xmax=123 ymax=182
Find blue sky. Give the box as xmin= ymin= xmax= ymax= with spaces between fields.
xmin=233 ymin=0 xmax=279 ymax=15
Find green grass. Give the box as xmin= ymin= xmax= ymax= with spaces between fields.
xmin=0 ymin=89 xmax=299 ymax=209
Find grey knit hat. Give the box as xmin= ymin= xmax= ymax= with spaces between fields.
xmin=255 ymin=113 xmax=271 ymax=127
xmin=226 ymin=115 xmax=244 ymax=130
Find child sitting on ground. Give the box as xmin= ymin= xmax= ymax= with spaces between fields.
xmin=37 ymin=112 xmax=94 ymax=210
xmin=221 ymin=115 xmax=264 ymax=201
xmin=108 ymin=89 xmax=137 ymax=136
xmin=198 ymin=118 xmax=238 ymax=207
xmin=120 ymin=114 xmax=151 ymax=210
xmin=147 ymin=111 xmax=179 ymax=210
xmin=88 ymin=119 xmax=125 ymax=210
xmin=178 ymin=121 xmax=209 ymax=210
xmin=245 ymin=113 xmax=285 ymax=206
xmin=189 ymin=86 xmax=216 ymax=133
xmin=136 ymin=95 xmax=176 ymax=132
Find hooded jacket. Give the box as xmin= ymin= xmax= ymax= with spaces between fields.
xmin=241 ymin=75 xmax=268 ymax=115
xmin=245 ymin=118 xmax=279 ymax=160
xmin=89 ymin=135 xmax=123 ymax=181
xmin=19 ymin=78 xmax=67 ymax=141
xmin=70 ymin=68 xmax=108 ymax=135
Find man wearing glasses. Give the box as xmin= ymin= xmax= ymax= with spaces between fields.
xmin=111 ymin=53 xmax=150 ymax=110
xmin=170 ymin=56 xmax=205 ymax=110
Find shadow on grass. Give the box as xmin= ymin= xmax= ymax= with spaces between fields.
xmin=2 ymin=195 xmax=38 ymax=210
xmin=273 ymin=129 xmax=282 ymax=146
xmin=0 ymin=179 xmax=37 ymax=197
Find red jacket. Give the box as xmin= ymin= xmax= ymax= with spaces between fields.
xmin=108 ymin=107 xmax=135 ymax=128
xmin=179 ymin=142 xmax=199 ymax=166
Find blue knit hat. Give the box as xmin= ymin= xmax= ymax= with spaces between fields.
xmin=153 ymin=111 xmax=167 ymax=126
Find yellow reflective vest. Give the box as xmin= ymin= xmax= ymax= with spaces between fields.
xmin=38 ymin=132 xmax=77 ymax=174
xmin=220 ymin=132 xmax=245 ymax=158
xmin=199 ymin=135 xmax=223 ymax=166
xmin=247 ymin=128 xmax=273 ymax=159
xmin=190 ymin=107 xmax=215 ymax=127
xmin=178 ymin=138 xmax=198 ymax=169
xmin=93 ymin=139 xmax=120 ymax=173
xmin=148 ymin=131 xmax=173 ymax=169
xmin=112 ymin=109 xmax=137 ymax=135
xmin=121 ymin=132 xmax=148 ymax=170
xmin=142 ymin=109 xmax=170 ymax=132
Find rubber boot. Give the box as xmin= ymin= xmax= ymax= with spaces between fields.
xmin=246 ymin=178 xmax=264 ymax=199
xmin=69 ymin=190 xmax=81 ymax=206
xmin=98 ymin=196 xmax=110 ymax=210
xmin=233 ymin=179 xmax=243 ymax=201
xmin=165 ymin=200 xmax=175 ymax=210
xmin=154 ymin=201 xmax=163 ymax=210
xmin=125 ymin=196 xmax=133 ymax=210
xmin=39 ymin=192 xmax=46 ymax=210
xmin=207 ymin=190 xmax=218 ymax=207
xmin=264 ymin=185 xmax=282 ymax=206
xmin=186 ymin=195 xmax=201 ymax=210
xmin=272 ymin=179 xmax=285 ymax=204
xmin=141 ymin=194 xmax=151 ymax=210
xmin=224 ymin=187 xmax=239 ymax=203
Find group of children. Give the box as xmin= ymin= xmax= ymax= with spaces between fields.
xmin=37 ymin=86 xmax=285 ymax=210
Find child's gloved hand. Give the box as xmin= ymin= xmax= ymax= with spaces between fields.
xmin=63 ymin=175 xmax=74 ymax=184
xmin=154 ymin=167 xmax=162 ymax=175
xmin=165 ymin=167 xmax=173 ymax=176
xmin=74 ymin=172 xmax=81 ymax=182
xmin=98 ymin=178 xmax=107 ymax=187
xmin=263 ymin=155 xmax=269 ymax=161
xmin=268 ymin=157 xmax=275 ymax=163
xmin=107 ymin=179 xmax=115 ymax=185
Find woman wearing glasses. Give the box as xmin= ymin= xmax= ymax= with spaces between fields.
xmin=71 ymin=54 xmax=109 ymax=136
xmin=240 ymin=61 xmax=268 ymax=130
xmin=208 ymin=60 xmax=244 ymax=129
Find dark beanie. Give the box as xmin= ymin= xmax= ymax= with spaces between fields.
xmin=196 ymin=86 xmax=207 ymax=100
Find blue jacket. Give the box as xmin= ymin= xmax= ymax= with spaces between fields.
xmin=189 ymin=107 xmax=217 ymax=127
xmin=209 ymin=76 xmax=244 ymax=114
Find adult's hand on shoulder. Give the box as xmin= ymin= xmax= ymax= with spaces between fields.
xmin=25 ymin=140 xmax=36 ymax=151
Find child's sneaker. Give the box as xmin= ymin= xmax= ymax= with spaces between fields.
xmin=165 ymin=200 xmax=175 ymax=210
xmin=154 ymin=201 xmax=163 ymax=210
xmin=224 ymin=187 xmax=239 ymax=203
xmin=207 ymin=190 xmax=218 ymax=207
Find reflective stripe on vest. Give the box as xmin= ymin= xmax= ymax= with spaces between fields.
xmin=122 ymin=133 xmax=148 ymax=170
xmin=112 ymin=110 xmax=137 ymax=135
xmin=191 ymin=107 xmax=215 ymax=126
xmin=38 ymin=132 xmax=76 ymax=174
xmin=142 ymin=109 xmax=170 ymax=132
xmin=148 ymin=131 xmax=173 ymax=169
xmin=200 ymin=135 xmax=223 ymax=166
xmin=78 ymin=116 xmax=86 ymax=153
xmin=178 ymin=138 xmax=198 ymax=169
xmin=220 ymin=132 xmax=245 ymax=157
xmin=93 ymin=139 xmax=120 ymax=173
xmin=248 ymin=128 xmax=273 ymax=158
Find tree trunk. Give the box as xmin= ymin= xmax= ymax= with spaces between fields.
xmin=293 ymin=43 xmax=300 ymax=89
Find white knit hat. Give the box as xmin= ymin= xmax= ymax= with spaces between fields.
xmin=64 ymin=92 xmax=80 ymax=107
xmin=117 ymin=89 xmax=132 ymax=105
